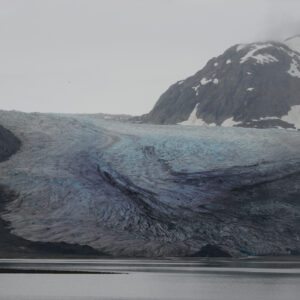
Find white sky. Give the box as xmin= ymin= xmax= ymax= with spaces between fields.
xmin=0 ymin=0 xmax=300 ymax=115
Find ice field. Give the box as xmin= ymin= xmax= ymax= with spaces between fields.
xmin=0 ymin=110 xmax=300 ymax=256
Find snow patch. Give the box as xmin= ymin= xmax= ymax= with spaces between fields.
xmin=192 ymin=84 xmax=201 ymax=95
xmin=200 ymin=78 xmax=212 ymax=85
xmin=279 ymin=46 xmax=298 ymax=58
xmin=192 ymin=77 xmax=218 ymax=94
xmin=251 ymin=108 xmax=300 ymax=129
xmin=281 ymin=105 xmax=300 ymax=129
xmin=260 ymin=116 xmax=278 ymax=121
xmin=214 ymin=62 xmax=218 ymax=67
xmin=192 ymin=85 xmax=200 ymax=91
xmin=199 ymin=77 xmax=219 ymax=86
xmin=178 ymin=104 xmax=217 ymax=127
xmin=252 ymin=116 xmax=279 ymax=122
xmin=287 ymin=59 xmax=300 ymax=78
xmin=240 ymin=44 xmax=278 ymax=64
xmin=178 ymin=104 xmax=206 ymax=126
xmin=178 ymin=80 xmax=185 ymax=85
xmin=221 ymin=117 xmax=242 ymax=127
xmin=246 ymin=87 xmax=254 ymax=91
xmin=236 ymin=44 xmax=246 ymax=51
xmin=254 ymin=54 xmax=278 ymax=64
xmin=247 ymin=72 xmax=252 ymax=75
xmin=226 ymin=59 xmax=232 ymax=64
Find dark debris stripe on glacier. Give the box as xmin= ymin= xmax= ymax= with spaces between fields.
xmin=0 ymin=110 xmax=300 ymax=257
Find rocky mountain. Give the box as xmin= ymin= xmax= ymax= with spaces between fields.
xmin=0 ymin=124 xmax=21 ymax=162
xmin=140 ymin=36 xmax=300 ymax=129
xmin=0 ymin=111 xmax=300 ymax=257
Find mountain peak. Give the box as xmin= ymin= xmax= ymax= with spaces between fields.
xmin=141 ymin=39 xmax=300 ymax=130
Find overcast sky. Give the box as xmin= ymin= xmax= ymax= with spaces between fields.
xmin=0 ymin=0 xmax=300 ymax=115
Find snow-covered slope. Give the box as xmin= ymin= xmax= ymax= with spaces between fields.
xmin=1 ymin=111 xmax=300 ymax=257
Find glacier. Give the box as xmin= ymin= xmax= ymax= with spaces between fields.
xmin=0 ymin=110 xmax=300 ymax=257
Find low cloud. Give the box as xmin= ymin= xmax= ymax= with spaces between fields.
xmin=259 ymin=1 xmax=300 ymax=42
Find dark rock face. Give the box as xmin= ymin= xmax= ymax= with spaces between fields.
xmin=0 ymin=125 xmax=21 ymax=162
xmin=140 ymin=41 xmax=300 ymax=129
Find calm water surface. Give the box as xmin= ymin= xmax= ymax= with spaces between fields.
xmin=0 ymin=258 xmax=300 ymax=300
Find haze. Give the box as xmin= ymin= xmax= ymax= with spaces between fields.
xmin=0 ymin=0 xmax=300 ymax=115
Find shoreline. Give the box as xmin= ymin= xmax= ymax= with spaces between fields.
xmin=0 ymin=268 xmax=122 ymax=274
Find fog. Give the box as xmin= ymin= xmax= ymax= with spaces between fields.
xmin=0 ymin=0 xmax=300 ymax=115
